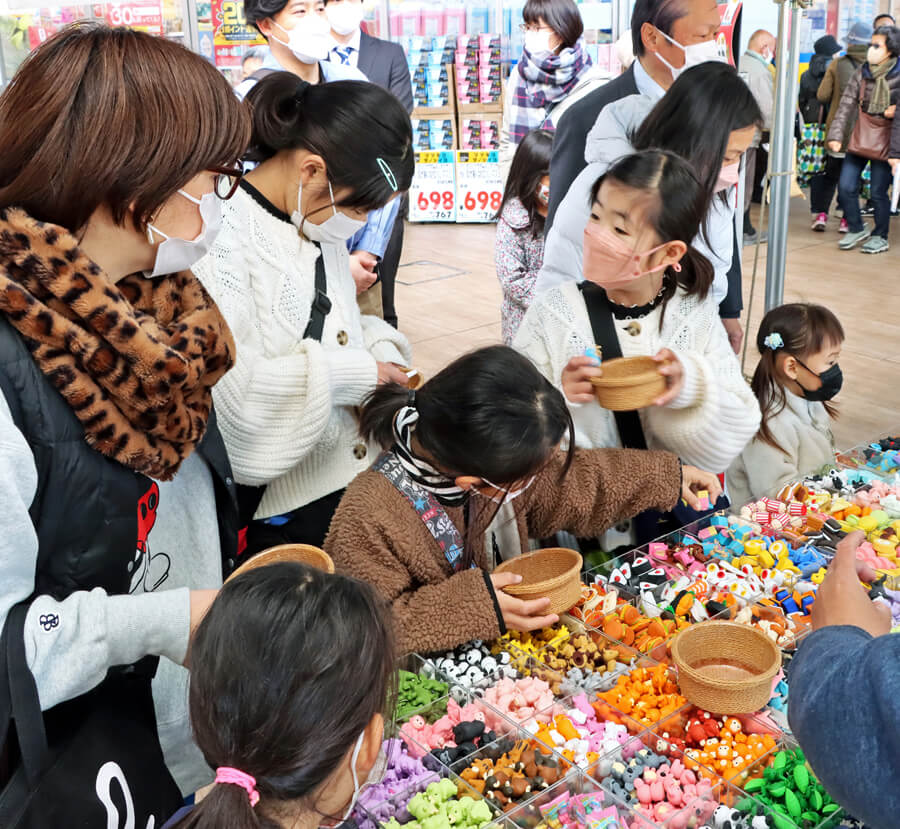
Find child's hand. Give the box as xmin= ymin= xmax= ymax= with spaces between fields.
xmin=562 ymin=356 xmax=602 ymax=404
xmin=680 ymin=465 xmax=723 ymax=510
xmin=827 ymin=140 xmax=842 ymax=153
xmin=653 ymin=348 xmax=684 ymax=406
xmin=490 ymin=573 xmax=559 ymax=632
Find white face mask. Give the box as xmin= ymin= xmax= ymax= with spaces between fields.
xmin=538 ymin=183 xmax=550 ymax=205
xmin=524 ymin=30 xmax=554 ymax=57
xmin=273 ymin=15 xmax=332 ymax=64
xmin=145 ymin=190 xmax=221 ymax=278
xmin=655 ymin=29 xmax=725 ymax=81
xmin=293 ymin=177 xmax=367 ymax=244
xmin=339 ymin=730 xmax=388 ymax=821
xmin=479 ymin=475 xmax=537 ymax=505
xmin=326 ymin=2 xmax=365 ymax=36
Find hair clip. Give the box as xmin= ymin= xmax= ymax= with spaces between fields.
xmin=407 ymin=388 xmax=417 ymax=408
xmin=377 ymin=158 xmax=399 ymax=192
xmin=764 ymin=332 xmax=784 ymax=351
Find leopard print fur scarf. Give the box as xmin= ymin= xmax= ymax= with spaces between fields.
xmin=0 ymin=207 xmax=235 ymax=481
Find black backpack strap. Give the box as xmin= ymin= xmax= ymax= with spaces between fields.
xmin=578 ymin=282 xmax=647 ymax=451
xmin=1 ymin=603 xmax=48 ymax=789
xmin=302 ymin=242 xmax=332 ymax=341
xmin=237 ymin=244 xmax=332 ymax=531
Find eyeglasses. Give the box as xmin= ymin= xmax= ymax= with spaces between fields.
xmin=518 ymin=23 xmax=553 ymax=32
xmin=210 ymin=165 xmax=245 ymax=200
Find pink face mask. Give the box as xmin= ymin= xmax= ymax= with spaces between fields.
xmin=716 ymin=160 xmax=741 ymax=192
xmin=582 ymin=224 xmax=680 ymax=289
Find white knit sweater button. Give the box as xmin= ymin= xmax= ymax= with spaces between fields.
xmin=353 ymin=443 xmax=367 ymax=460
xmin=337 ymin=330 xmax=349 ymax=346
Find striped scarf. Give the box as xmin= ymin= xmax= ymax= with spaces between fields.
xmin=509 ymin=37 xmax=592 ymax=145
xmin=391 ymin=406 xmax=468 ymax=507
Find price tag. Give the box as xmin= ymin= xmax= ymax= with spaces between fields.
xmin=408 ymin=151 xmax=457 ymax=222
xmin=455 ymin=150 xmax=503 ymax=223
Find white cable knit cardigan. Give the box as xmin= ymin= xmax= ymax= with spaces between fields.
xmin=193 ymin=186 xmax=411 ymax=518
xmin=513 ymin=282 xmax=761 ymax=473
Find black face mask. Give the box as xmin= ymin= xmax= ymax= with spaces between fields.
xmin=796 ymin=359 xmax=843 ymax=402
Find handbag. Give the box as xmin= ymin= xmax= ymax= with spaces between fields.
xmin=578 ymin=283 xmax=729 ymax=546
xmin=848 ymin=84 xmax=893 ymax=161
xmin=0 ymin=603 xmax=184 ymax=828
xmin=796 ymin=107 xmax=826 ymax=189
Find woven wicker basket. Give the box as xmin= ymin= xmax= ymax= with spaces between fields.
xmin=494 ymin=547 xmax=583 ymax=615
xmin=671 ymin=621 xmax=781 ymax=714
xmin=227 ymin=543 xmax=335 ymax=582
xmin=590 ymin=356 xmax=666 ymax=411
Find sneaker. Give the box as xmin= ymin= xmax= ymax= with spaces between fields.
xmin=861 ymin=236 xmax=890 ymax=254
xmin=839 ymin=218 xmax=849 ymax=233
xmin=861 ymin=203 xmax=875 ymax=216
xmin=892 ymin=208 xmax=900 ymax=217
xmin=839 ymin=224 xmax=873 ymax=250
xmin=811 ymin=213 xmax=828 ymax=232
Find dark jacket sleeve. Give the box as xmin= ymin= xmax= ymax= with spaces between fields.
xmin=388 ymin=41 xmax=414 ymax=114
xmin=891 ymin=103 xmax=900 ymax=159
xmin=546 ymin=66 xmax=638 ymax=232
xmin=827 ymin=69 xmax=862 ymax=145
xmin=787 ymin=625 xmax=900 ymax=828
xmin=717 ymin=227 xmax=742 ymax=319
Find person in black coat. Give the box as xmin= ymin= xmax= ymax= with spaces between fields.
xmin=546 ymin=0 xmax=745 ymax=351
xmin=799 ymin=34 xmax=841 ymax=124
xmin=325 ymin=0 xmax=413 ymax=328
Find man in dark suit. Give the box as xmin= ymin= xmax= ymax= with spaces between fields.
xmin=546 ymin=0 xmax=746 ymax=352
xmin=325 ymin=0 xmax=413 ymax=327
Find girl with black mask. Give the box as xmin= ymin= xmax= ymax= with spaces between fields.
xmin=728 ymin=304 xmax=845 ymax=505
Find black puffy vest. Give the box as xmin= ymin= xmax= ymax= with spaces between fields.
xmin=0 ymin=317 xmax=241 ymax=601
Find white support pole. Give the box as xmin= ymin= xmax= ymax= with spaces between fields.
xmin=764 ymin=0 xmax=806 ymax=312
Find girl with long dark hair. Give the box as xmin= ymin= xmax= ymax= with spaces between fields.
xmin=194 ymin=73 xmax=415 ymax=553
xmin=535 ymin=61 xmax=762 ymax=316
xmin=495 ymin=129 xmax=553 ymax=343
xmin=325 ymin=344 xmax=720 ymax=655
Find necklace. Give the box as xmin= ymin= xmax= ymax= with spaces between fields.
xmin=607 ymin=282 xmax=668 ymax=321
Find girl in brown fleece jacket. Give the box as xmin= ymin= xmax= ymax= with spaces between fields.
xmin=325 ymin=346 xmax=720 ymax=655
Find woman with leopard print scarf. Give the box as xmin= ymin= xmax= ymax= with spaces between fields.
xmin=0 ymin=24 xmax=250 ymax=822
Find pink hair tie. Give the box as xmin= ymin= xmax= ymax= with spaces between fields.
xmin=215 ymin=767 xmax=260 ymax=807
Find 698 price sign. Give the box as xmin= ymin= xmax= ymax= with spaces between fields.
xmin=455 ymin=150 xmax=503 ymax=224
xmin=409 ymin=151 xmax=457 ymax=223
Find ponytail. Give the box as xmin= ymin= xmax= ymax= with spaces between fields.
xmin=243 ymin=73 xmax=414 ymax=212
xmin=358 ymin=383 xmax=412 ymax=449
xmin=174 ymin=780 xmax=270 ymax=829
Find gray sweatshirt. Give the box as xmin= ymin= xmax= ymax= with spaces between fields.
xmin=533 ymin=94 xmax=734 ymax=305
xmin=0 ymin=387 xmax=222 ymax=795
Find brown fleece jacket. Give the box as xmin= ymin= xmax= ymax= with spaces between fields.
xmin=325 ymin=448 xmax=681 ymax=655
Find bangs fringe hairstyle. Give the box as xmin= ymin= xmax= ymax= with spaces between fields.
xmin=0 ymin=23 xmax=250 ymax=233
xmin=752 ymin=303 xmax=845 ymax=455
xmin=357 ymin=345 xmax=576 ymax=567
xmin=589 ymin=149 xmax=714 ymax=325
xmin=630 ymin=62 xmax=763 ymax=221
xmin=496 ymin=129 xmax=553 ymax=236
xmin=175 ymin=563 xmax=396 ymax=829
xmin=523 ymin=0 xmax=584 ymax=51
xmin=244 ymin=74 xmax=414 ymax=213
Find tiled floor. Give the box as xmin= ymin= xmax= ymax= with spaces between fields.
xmin=395 ymin=196 xmax=899 ymax=452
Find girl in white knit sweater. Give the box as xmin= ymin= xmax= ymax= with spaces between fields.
xmin=193 ymin=73 xmax=414 ymax=552
xmin=728 ymin=304 xmax=845 ymax=507
xmin=514 ymin=150 xmax=760 ymax=487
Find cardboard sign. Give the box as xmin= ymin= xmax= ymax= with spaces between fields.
xmin=455 ymin=150 xmax=502 ymax=223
